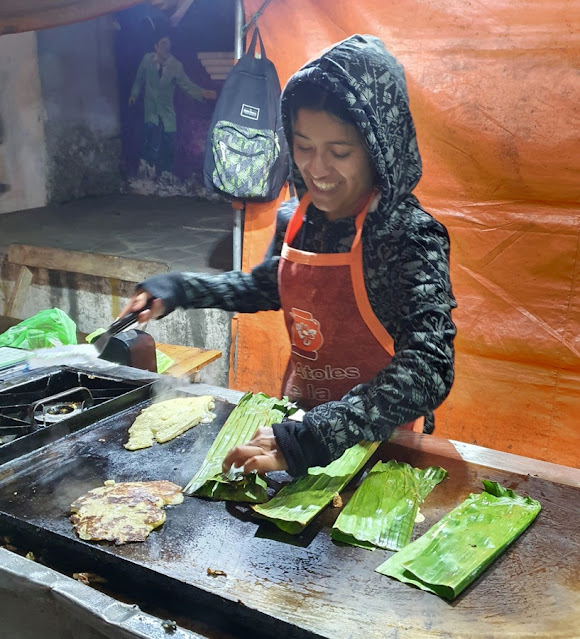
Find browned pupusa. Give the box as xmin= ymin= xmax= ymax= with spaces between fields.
xmin=70 ymin=480 xmax=183 ymax=545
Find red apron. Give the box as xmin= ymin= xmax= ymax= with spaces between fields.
xmin=278 ymin=192 xmax=423 ymax=433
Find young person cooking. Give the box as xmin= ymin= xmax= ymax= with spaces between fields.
xmin=121 ymin=35 xmax=457 ymax=477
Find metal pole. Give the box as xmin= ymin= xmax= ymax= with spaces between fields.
xmin=234 ymin=0 xmax=244 ymax=61
xmin=231 ymin=0 xmax=245 ymax=386
xmin=232 ymin=0 xmax=244 ymax=273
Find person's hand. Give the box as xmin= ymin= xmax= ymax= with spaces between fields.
xmin=128 ymin=96 xmax=136 ymax=106
xmin=222 ymin=427 xmax=288 ymax=474
xmin=119 ymin=290 xmax=165 ymax=323
xmin=202 ymin=89 xmax=217 ymax=100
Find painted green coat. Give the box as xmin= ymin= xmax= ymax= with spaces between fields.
xmin=130 ymin=53 xmax=203 ymax=133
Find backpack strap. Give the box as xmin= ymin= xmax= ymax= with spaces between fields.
xmin=247 ymin=26 xmax=266 ymax=59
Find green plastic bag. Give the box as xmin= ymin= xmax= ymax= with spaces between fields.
xmin=0 ymin=309 xmax=77 ymax=349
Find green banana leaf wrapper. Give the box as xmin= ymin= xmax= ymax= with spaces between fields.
xmin=331 ymin=460 xmax=448 ymax=550
xmin=252 ymin=441 xmax=379 ymax=534
xmin=376 ymin=480 xmax=541 ymax=600
xmin=183 ymin=391 xmax=295 ymax=502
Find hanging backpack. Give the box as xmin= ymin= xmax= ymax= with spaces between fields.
xmin=203 ymin=27 xmax=289 ymax=201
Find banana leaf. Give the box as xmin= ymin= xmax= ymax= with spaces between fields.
xmin=376 ymin=480 xmax=541 ymax=600
xmin=252 ymin=441 xmax=379 ymax=534
xmin=331 ymin=460 xmax=448 ymax=551
xmin=184 ymin=392 xmax=294 ymax=502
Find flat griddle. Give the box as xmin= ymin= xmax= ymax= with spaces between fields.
xmin=0 ymin=387 xmax=578 ymax=639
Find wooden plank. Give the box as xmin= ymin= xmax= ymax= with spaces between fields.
xmin=5 ymin=266 xmax=32 ymax=318
xmin=0 ymin=315 xmax=20 ymax=334
xmin=200 ymin=60 xmax=234 ymax=69
xmin=197 ymin=51 xmax=234 ymax=59
xmin=157 ymin=343 xmax=222 ymax=379
xmin=200 ymin=63 xmax=234 ymax=74
xmin=7 ymin=244 xmax=169 ymax=282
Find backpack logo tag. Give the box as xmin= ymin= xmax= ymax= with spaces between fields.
xmin=240 ymin=104 xmax=260 ymax=120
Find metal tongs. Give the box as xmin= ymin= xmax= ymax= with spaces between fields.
xmin=27 ymin=299 xmax=153 ymax=368
xmin=90 ymin=298 xmax=153 ymax=356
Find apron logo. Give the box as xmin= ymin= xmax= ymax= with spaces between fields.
xmin=290 ymin=308 xmax=324 ymax=361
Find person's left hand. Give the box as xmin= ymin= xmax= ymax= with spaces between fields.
xmin=202 ymin=89 xmax=217 ymax=100
xmin=222 ymin=427 xmax=288 ymax=475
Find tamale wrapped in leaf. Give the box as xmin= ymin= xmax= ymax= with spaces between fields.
xmin=331 ymin=460 xmax=447 ymax=550
xmin=252 ymin=441 xmax=379 ymax=534
xmin=184 ymin=392 xmax=294 ymax=502
xmin=376 ymin=481 xmax=541 ymax=600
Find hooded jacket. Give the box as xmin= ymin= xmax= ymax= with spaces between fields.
xmin=140 ymin=35 xmax=457 ymax=473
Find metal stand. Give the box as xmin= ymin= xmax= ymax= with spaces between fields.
xmin=232 ymin=0 xmax=245 ymax=273
xmin=231 ymin=0 xmax=245 ymax=383
xmin=233 ymin=206 xmax=244 ymax=271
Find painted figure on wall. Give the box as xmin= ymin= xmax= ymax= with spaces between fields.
xmin=115 ymin=1 xmax=234 ymax=198
xmin=129 ymin=30 xmax=216 ymax=187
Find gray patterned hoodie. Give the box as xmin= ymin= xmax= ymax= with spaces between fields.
xmin=138 ymin=35 xmax=457 ymax=474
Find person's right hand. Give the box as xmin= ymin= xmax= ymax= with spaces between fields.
xmin=222 ymin=427 xmax=288 ymax=475
xmin=119 ymin=290 xmax=165 ymax=323
xmin=128 ymin=96 xmax=136 ymax=106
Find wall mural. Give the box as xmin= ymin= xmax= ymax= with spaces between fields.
xmin=115 ymin=1 xmax=233 ymax=198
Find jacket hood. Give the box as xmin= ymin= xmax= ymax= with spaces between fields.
xmin=281 ymin=35 xmax=422 ymax=211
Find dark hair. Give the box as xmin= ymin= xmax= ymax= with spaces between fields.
xmin=286 ymin=82 xmax=353 ymax=126
xmin=153 ymin=31 xmax=170 ymax=46
xmin=286 ymin=81 xmax=374 ymax=168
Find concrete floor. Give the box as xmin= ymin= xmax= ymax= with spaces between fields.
xmin=0 ymin=194 xmax=235 ymax=274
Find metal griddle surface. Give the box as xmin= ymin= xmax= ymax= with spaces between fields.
xmin=0 ymin=394 xmax=578 ymax=639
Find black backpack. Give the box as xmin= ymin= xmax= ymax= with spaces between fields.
xmin=203 ymin=28 xmax=289 ymax=201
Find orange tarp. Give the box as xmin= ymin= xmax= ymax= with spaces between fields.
xmin=236 ymin=0 xmax=580 ymax=467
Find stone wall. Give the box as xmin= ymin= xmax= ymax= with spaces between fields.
xmin=0 ymin=262 xmax=231 ymax=387
xmin=37 ymin=16 xmax=122 ymax=203
xmin=0 ymin=32 xmax=48 ymax=215
xmin=0 ymin=16 xmax=122 ymax=214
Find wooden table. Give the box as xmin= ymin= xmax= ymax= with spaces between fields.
xmin=156 ymin=342 xmax=222 ymax=379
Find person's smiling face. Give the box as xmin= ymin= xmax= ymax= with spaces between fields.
xmin=292 ymin=108 xmax=375 ymax=221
